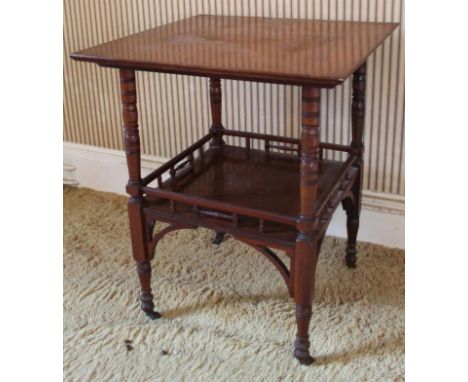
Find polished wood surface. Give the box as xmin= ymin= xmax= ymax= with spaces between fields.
xmin=70 ymin=15 xmax=397 ymax=87
xmin=345 ymin=62 xmax=367 ymax=268
xmin=143 ymin=144 xmax=357 ymax=250
xmin=120 ymin=69 xmax=160 ymax=320
xmin=70 ymin=15 xmax=396 ymax=365
xmin=154 ymin=145 xmax=352 ymax=220
xmin=293 ymin=87 xmax=321 ymax=364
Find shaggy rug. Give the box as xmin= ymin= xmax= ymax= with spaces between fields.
xmin=63 ymin=187 xmax=404 ymax=381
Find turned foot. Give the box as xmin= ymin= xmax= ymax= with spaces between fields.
xmin=140 ymin=290 xmax=161 ymax=320
xmin=212 ymin=231 xmax=225 ymax=245
xmin=137 ymin=262 xmax=161 ymax=319
xmin=345 ymin=247 xmax=357 ymax=268
xmin=294 ymin=304 xmax=316 ymax=365
xmin=294 ymin=337 xmax=315 ymax=365
xmin=139 ymin=290 xmax=161 ymax=319
xmin=345 ymin=216 xmax=359 ymax=268
xmin=140 ymin=291 xmax=161 ymax=320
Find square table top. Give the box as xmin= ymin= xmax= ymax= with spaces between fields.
xmin=70 ymin=15 xmax=398 ymax=88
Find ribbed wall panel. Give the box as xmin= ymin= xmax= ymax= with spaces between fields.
xmin=64 ymin=0 xmax=405 ymax=195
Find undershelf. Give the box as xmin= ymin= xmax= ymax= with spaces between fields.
xmin=63 ymin=141 xmax=405 ymax=249
xmin=143 ymin=144 xmax=358 ymax=250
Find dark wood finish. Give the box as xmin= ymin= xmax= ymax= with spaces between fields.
xmin=209 ymin=78 xmax=225 ymax=242
xmin=293 ymin=87 xmax=321 ymax=365
xmin=247 ymin=243 xmax=293 ymax=297
xmin=119 ymin=69 xmax=160 ymax=320
xmin=70 ymin=16 xmax=396 ymax=365
xmin=146 ymin=222 xmax=195 ymax=260
xmin=143 ymin=145 xmax=356 ymax=240
xmin=344 ymin=62 xmax=367 ymax=268
xmin=136 ymin=261 xmax=161 ymax=320
xmin=142 ymin=144 xmax=357 ymax=249
xmin=209 ymin=77 xmax=225 ymax=147
xmin=70 ymin=15 xmax=397 ymax=88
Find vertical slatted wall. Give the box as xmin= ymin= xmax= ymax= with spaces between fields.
xmin=64 ymin=0 xmax=405 ymax=195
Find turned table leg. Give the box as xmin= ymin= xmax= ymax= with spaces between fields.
xmin=209 ymin=77 xmax=225 ymax=148
xmin=345 ymin=62 xmax=367 ymax=268
xmin=209 ymin=77 xmax=226 ymax=245
xmin=119 ymin=69 xmax=160 ymax=320
xmin=293 ymin=87 xmax=321 ymax=365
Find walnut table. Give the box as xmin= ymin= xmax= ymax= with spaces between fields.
xmin=71 ymin=15 xmax=397 ymax=365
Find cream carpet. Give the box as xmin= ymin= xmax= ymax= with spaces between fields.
xmin=64 ymin=187 xmax=404 ymax=381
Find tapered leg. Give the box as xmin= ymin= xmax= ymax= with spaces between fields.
xmin=344 ymin=202 xmax=359 ymax=268
xmin=294 ymin=87 xmax=321 ymax=365
xmin=345 ymin=62 xmax=367 ymax=268
xmin=294 ymin=239 xmax=319 ymax=365
xmin=120 ymin=69 xmax=160 ymax=319
xmin=136 ymin=261 xmax=161 ymax=319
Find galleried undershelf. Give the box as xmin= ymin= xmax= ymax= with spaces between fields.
xmin=71 ymin=15 xmax=398 ymax=365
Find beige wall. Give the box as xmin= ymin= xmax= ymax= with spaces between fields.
xmin=64 ymin=0 xmax=404 ymax=195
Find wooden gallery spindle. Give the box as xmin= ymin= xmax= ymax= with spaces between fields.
xmin=293 ymin=87 xmax=321 ymax=365
xmin=344 ymin=62 xmax=367 ymax=268
xmin=119 ymin=69 xmax=161 ymax=320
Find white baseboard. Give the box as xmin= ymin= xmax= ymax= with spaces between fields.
xmin=64 ymin=142 xmax=405 ymax=249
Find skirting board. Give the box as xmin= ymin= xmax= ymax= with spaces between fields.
xmin=64 ymin=142 xmax=405 ymax=249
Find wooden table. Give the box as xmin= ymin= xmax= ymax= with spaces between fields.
xmin=71 ymin=15 xmax=397 ymax=365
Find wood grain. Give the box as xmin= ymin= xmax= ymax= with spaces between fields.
xmin=71 ymin=15 xmax=398 ymax=88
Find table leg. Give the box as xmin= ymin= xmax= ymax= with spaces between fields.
xmin=345 ymin=62 xmax=367 ymax=268
xmin=293 ymin=87 xmax=321 ymax=365
xmin=119 ymin=69 xmax=160 ymax=320
xmin=209 ymin=77 xmax=225 ymax=148
xmin=209 ymin=77 xmax=226 ymax=244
